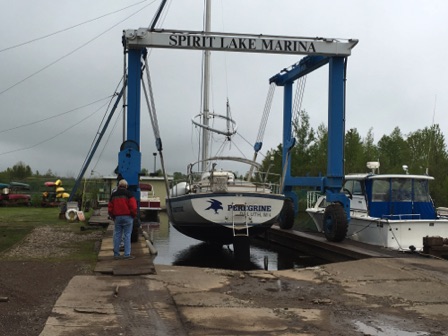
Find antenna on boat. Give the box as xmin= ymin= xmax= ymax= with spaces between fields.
xmin=425 ymin=94 xmax=437 ymax=175
xmin=402 ymin=165 xmax=409 ymax=174
xmin=366 ymin=161 xmax=380 ymax=174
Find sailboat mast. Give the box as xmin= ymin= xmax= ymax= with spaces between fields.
xmin=201 ymin=0 xmax=211 ymax=172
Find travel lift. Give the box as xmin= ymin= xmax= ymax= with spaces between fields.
xmin=70 ymin=3 xmax=358 ymax=246
xmin=271 ymin=55 xmax=356 ymax=242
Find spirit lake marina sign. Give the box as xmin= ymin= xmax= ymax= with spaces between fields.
xmin=124 ymin=29 xmax=358 ymax=56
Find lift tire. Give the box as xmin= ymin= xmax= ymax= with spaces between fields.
xmin=323 ymin=203 xmax=348 ymax=242
xmin=131 ymin=218 xmax=139 ymax=243
xmin=278 ymin=199 xmax=295 ymax=230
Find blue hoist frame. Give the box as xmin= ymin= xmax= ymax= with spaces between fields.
xmin=117 ymin=48 xmax=145 ymax=203
xmin=69 ymin=50 xmax=350 ymax=229
xmin=69 ymin=16 xmax=355 ymax=241
xmin=270 ymin=55 xmax=350 ymax=221
xmin=120 ymin=52 xmax=351 ymax=221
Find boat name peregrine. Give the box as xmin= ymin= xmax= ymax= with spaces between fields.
xmin=227 ymin=204 xmax=272 ymax=212
xmin=168 ymin=34 xmax=316 ymax=53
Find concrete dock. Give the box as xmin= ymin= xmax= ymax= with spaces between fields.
xmin=39 ymin=224 xmax=448 ymax=336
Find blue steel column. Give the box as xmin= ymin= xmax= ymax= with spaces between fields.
xmin=281 ymin=81 xmax=298 ymax=213
xmin=127 ymin=49 xmax=142 ymax=151
xmin=326 ymin=57 xmax=350 ymax=219
xmin=118 ymin=48 xmax=143 ymax=202
xmin=281 ymin=81 xmax=293 ymax=177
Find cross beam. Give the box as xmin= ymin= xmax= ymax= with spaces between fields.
xmin=124 ymin=29 xmax=358 ymax=56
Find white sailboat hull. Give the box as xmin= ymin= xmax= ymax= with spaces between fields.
xmin=167 ymin=192 xmax=285 ymax=244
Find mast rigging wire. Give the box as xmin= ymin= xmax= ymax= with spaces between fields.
xmin=0 ymin=0 xmax=154 ymax=53
xmin=0 ymin=1 xmax=154 ymax=97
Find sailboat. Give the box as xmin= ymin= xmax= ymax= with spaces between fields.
xmin=166 ymin=0 xmax=286 ymax=246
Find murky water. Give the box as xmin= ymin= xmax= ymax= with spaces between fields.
xmin=354 ymin=321 xmax=429 ymax=336
xmin=141 ymin=212 xmax=327 ymax=271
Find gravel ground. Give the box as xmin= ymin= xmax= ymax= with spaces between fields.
xmin=0 ymin=225 xmax=104 ymax=336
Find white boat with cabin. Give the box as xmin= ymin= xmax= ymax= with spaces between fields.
xmin=306 ymin=162 xmax=448 ymax=251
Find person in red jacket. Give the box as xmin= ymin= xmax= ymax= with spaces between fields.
xmin=108 ymin=179 xmax=137 ymax=259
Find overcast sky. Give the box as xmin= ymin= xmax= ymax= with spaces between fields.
xmin=0 ymin=0 xmax=447 ymax=179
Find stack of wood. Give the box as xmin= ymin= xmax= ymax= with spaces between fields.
xmin=423 ymin=236 xmax=448 ymax=259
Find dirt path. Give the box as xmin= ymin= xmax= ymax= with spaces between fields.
xmin=0 ymin=226 xmax=103 ymax=336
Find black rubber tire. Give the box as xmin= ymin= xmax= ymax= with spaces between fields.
xmin=131 ymin=218 xmax=140 ymax=243
xmin=278 ymin=199 xmax=295 ymax=230
xmin=323 ymin=203 xmax=348 ymax=242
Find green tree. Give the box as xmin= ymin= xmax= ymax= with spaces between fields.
xmin=362 ymin=128 xmax=379 ymax=169
xmin=44 ymin=169 xmax=55 ymax=177
xmin=344 ymin=128 xmax=364 ymax=174
xmin=7 ymin=161 xmax=32 ymax=180
xmin=173 ymin=171 xmax=186 ymax=182
xmin=407 ymin=124 xmax=448 ymax=206
xmin=308 ymin=123 xmax=328 ymax=175
xmin=290 ymin=110 xmax=315 ymax=176
xmin=259 ymin=145 xmax=283 ymax=184
xmin=377 ymin=127 xmax=410 ymax=173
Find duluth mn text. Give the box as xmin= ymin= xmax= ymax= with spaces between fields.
xmin=168 ymin=34 xmax=316 ymax=53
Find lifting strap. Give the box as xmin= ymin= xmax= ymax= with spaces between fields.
xmin=292 ymin=75 xmax=307 ymax=138
xmin=247 ymin=82 xmax=276 ymax=181
xmin=142 ymin=57 xmax=170 ymax=197
xmin=254 ymin=82 xmax=276 ymax=153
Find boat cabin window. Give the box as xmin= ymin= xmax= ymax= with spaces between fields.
xmin=414 ymin=179 xmax=431 ymax=202
xmin=344 ymin=180 xmax=363 ymax=195
xmin=391 ymin=178 xmax=412 ymax=202
xmin=371 ymin=178 xmax=431 ymax=203
xmin=371 ymin=180 xmax=389 ymax=201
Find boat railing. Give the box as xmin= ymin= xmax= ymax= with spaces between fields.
xmin=382 ymin=214 xmax=422 ymax=220
xmin=437 ymin=207 xmax=448 ymax=218
xmin=188 ymin=176 xmax=278 ymax=194
xmin=307 ymin=191 xmax=322 ymax=209
xmin=184 ymin=159 xmax=282 ymax=194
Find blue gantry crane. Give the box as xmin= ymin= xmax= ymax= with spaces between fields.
xmin=272 ymin=55 xmax=353 ymax=241
xmin=69 ymin=2 xmax=357 ymax=244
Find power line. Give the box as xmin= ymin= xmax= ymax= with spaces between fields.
xmin=0 ymin=100 xmax=110 ymax=156
xmin=0 ymin=0 xmax=156 ymax=97
xmin=0 ymin=96 xmax=113 ymax=134
xmin=0 ymin=0 xmax=151 ymax=53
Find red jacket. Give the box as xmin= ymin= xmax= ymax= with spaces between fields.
xmin=108 ymin=186 xmax=137 ymax=219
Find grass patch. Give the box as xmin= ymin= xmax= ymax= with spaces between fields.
xmin=0 ymin=226 xmax=34 ymax=252
xmin=0 ymin=207 xmax=104 ymax=263
xmin=0 ymin=207 xmax=61 ymax=225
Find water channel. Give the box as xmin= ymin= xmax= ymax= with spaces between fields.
xmin=141 ymin=212 xmax=327 ymax=271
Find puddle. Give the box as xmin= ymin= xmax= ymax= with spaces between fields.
xmin=354 ymin=321 xmax=429 ymax=336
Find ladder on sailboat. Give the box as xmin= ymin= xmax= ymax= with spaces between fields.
xmin=231 ymin=202 xmax=249 ymax=237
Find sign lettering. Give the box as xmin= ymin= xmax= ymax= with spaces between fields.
xmin=125 ymin=29 xmax=357 ymax=56
xmin=168 ymin=34 xmax=315 ymax=53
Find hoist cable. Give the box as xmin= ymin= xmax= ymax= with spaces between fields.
xmin=255 ymin=82 xmax=276 ymax=145
xmin=292 ymin=75 xmax=307 ymax=137
xmin=142 ymin=59 xmax=161 ymax=140
xmin=141 ymin=57 xmax=170 ymax=196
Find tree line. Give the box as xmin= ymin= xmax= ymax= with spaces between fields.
xmin=260 ymin=110 xmax=448 ymax=207
xmin=2 ymin=110 xmax=447 ymax=207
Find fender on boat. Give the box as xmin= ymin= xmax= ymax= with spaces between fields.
xmin=169 ymin=182 xmax=190 ymax=197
